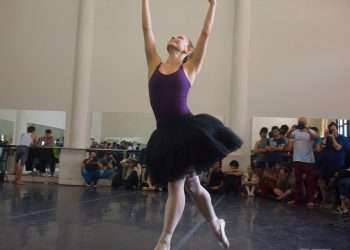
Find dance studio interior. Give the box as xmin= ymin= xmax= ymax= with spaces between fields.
xmin=0 ymin=0 xmax=349 ymax=250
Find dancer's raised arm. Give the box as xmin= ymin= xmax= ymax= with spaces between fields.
xmin=142 ymin=0 xmax=161 ymax=77
xmin=185 ymin=0 xmax=217 ymax=75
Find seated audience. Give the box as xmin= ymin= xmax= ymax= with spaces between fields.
xmin=259 ymin=167 xmax=279 ymax=198
xmin=242 ymin=167 xmax=259 ymax=197
xmin=81 ymin=152 xmax=102 ymax=187
xmin=121 ymin=158 xmax=142 ymax=190
xmin=222 ymin=160 xmax=243 ymax=195
xmin=99 ymin=152 xmax=116 ymax=178
xmin=273 ymin=166 xmax=294 ymax=201
xmin=206 ymin=161 xmax=224 ymax=193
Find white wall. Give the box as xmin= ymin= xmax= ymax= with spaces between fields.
xmin=91 ymin=112 xmax=102 ymax=142
xmin=248 ymin=0 xmax=350 ymax=119
xmin=89 ymin=0 xmax=235 ymax=121
xmin=0 ymin=110 xmax=17 ymax=122
xmin=0 ymin=109 xmax=66 ymax=143
xmin=0 ymin=0 xmax=79 ymax=111
xmin=1 ymin=0 xmax=350 ymax=148
xmin=101 ymin=112 xmax=156 ymax=143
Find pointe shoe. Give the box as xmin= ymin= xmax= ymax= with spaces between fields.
xmin=215 ymin=219 xmax=230 ymax=249
xmin=154 ymin=241 xmax=170 ymax=250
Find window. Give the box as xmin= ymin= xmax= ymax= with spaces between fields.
xmin=337 ymin=119 xmax=349 ymax=137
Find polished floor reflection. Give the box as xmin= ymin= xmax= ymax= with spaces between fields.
xmin=0 ymin=183 xmax=348 ymax=250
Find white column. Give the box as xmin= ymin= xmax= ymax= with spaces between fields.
xmin=91 ymin=112 xmax=102 ymax=143
xmin=14 ymin=110 xmax=26 ymax=145
xmin=229 ymin=0 xmax=252 ymax=164
xmin=69 ymin=0 xmax=95 ymax=148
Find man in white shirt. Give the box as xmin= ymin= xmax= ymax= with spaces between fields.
xmin=288 ymin=117 xmax=318 ymax=208
xmin=15 ymin=126 xmax=37 ymax=185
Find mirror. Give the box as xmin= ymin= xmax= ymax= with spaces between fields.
xmin=0 ymin=109 xmax=66 ymax=146
xmin=90 ymin=112 xmax=156 ymax=148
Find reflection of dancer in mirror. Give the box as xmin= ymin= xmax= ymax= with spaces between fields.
xmin=142 ymin=0 xmax=242 ymax=249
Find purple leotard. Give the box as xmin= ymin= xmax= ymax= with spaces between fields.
xmin=149 ymin=64 xmax=192 ymax=126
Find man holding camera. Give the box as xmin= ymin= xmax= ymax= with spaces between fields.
xmin=319 ymin=122 xmax=350 ymax=205
xmin=287 ymin=117 xmax=319 ymax=208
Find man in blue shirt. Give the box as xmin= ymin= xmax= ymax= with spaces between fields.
xmin=319 ymin=122 xmax=350 ymax=204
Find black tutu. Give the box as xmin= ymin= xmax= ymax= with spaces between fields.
xmin=146 ymin=114 xmax=243 ymax=185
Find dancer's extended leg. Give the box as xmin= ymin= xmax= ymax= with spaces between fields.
xmin=186 ymin=175 xmax=230 ymax=249
xmin=155 ymin=178 xmax=186 ymax=250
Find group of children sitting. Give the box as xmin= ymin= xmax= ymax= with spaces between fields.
xmin=205 ymin=160 xmax=294 ymax=201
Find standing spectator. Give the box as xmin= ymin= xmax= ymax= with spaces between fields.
xmin=242 ymin=167 xmax=259 ymax=197
xmin=267 ymin=126 xmax=288 ymax=168
xmin=288 ymin=117 xmax=318 ymax=208
xmin=309 ymin=126 xmax=323 ymax=202
xmin=81 ymin=152 xmax=102 ymax=187
xmin=0 ymin=141 xmax=9 ymax=183
xmin=41 ymin=129 xmax=55 ymax=176
xmin=280 ymin=125 xmax=290 ymax=139
xmin=319 ymin=122 xmax=350 ymax=205
xmin=15 ymin=126 xmax=37 ymax=185
xmin=337 ymin=168 xmax=350 ymax=214
xmin=253 ymin=127 xmax=269 ymax=177
xmin=280 ymin=125 xmax=291 ymax=163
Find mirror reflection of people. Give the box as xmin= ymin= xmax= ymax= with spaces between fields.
xmin=40 ymin=129 xmax=55 ymax=176
xmin=15 ymin=126 xmax=37 ymax=185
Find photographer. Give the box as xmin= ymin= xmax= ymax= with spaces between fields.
xmin=319 ymin=122 xmax=350 ymax=205
xmin=287 ymin=117 xmax=318 ymax=208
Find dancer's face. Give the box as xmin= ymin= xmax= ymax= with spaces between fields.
xmin=167 ymin=35 xmax=193 ymax=55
